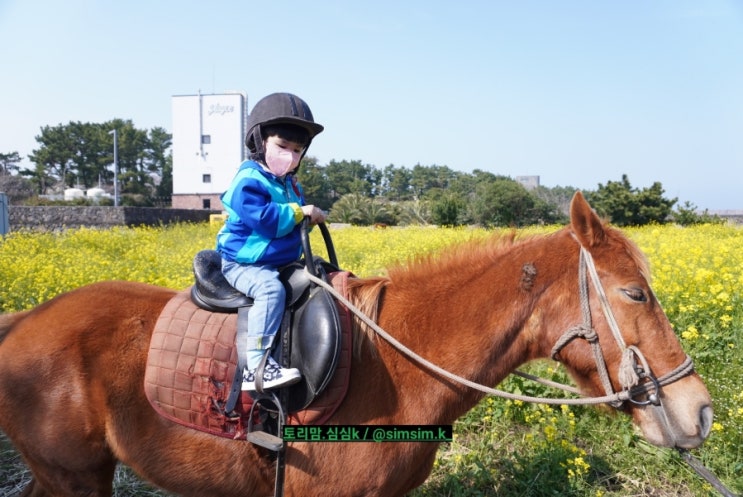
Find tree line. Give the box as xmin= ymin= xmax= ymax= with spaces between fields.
xmin=296 ymin=158 xmax=566 ymax=226
xmin=0 ymin=120 xmax=171 ymax=206
xmin=296 ymin=161 xmax=719 ymax=227
xmin=1 ymin=120 xmax=719 ymax=226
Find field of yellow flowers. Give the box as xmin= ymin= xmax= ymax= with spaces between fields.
xmin=0 ymin=222 xmax=741 ymax=496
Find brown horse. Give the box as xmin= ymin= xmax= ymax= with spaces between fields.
xmin=0 ymin=192 xmax=712 ymax=497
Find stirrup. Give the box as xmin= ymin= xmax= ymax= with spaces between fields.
xmin=246 ymin=391 xmax=285 ymax=452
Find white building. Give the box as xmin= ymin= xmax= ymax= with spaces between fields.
xmin=515 ymin=175 xmax=540 ymax=190
xmin=171 ymin=91 xmax=248 ymax=210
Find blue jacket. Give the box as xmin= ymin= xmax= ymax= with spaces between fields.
xmin=216 ymin=160 xmax=305 ymax=266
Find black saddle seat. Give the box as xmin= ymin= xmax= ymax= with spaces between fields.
xmin=191 ymin=250 xmax=311 ymax=312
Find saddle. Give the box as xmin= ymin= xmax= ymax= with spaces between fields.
xmin=144 ymin=249 xmax=352 ymax=439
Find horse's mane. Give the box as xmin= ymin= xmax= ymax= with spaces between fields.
xmin=386 ymin=229 xmax=533 ymax=283
xmin=343 ymin=222 xmax=650 ymax=353
xmin=602 ymin=224 xmax=651 ymax=281
xmin=345 ymin=276 xmax=388 ymax=356
xmin=343 ymin=228 xmax=556 ymax=351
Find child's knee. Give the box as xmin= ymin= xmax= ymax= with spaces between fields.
xmin=261 ymin=277 xmax=286 ymax=298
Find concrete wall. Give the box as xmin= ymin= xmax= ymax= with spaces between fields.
xmin=7 ymin=206 xmax=220 ymax=231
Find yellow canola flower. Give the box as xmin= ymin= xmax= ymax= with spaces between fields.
xmin=681 ymin=326 xmax=700 ymax=341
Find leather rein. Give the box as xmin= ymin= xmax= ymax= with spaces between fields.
xmin=304 ymin=241 xmax=695 ymax=408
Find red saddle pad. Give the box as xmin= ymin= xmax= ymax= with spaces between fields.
xmin=144 ymin=272 xmax=353 ymax=439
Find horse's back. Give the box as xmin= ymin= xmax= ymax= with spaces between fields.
xmin=0 ymin=280 xmax=175 ymax=353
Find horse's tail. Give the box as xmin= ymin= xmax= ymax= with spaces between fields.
xmin=0 ymin=311 xmax=30 ymax=346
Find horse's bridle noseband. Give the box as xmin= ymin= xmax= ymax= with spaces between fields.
xmin=551 ymin=244 xmax=695 ymax=408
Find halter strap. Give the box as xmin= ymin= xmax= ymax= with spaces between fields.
xmin=552 ymin=244 xmax=695 ymax=407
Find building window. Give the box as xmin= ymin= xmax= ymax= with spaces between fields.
xmin=201 ymin=135 xmax=211 ymax=144
xmin=202 ymin=174 xmax=211 ymax=183
xmin=203 ymin=199 xmax=211 ymax=209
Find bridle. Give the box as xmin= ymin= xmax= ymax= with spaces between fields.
xmin=550 ymin=244 xmax=695 ymax=408
xmin=304 ymin=240 xmax=696 ymax=408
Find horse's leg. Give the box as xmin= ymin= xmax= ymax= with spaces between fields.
xmin=16 ymin=470 xmax=115 ymax=496
xmin=0 ymin=371 xmax=119 ymax=497
xmin=17 ymin=479 xmax=38 ymax=497
xmin=13 ymin=442 xmax=116 ymax=496
xmin=0 ymin=308 xmax=122 ymax=495
xmin=1 ymin=408 xmax=118 ymax=495
xmin=18 ymin=476 xmax=110 ymax=497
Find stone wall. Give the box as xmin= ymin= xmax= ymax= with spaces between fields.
xmin=710 ymin=210 xmax=743 ymax=225
xmin=7 ymin=206 xmax=220 ymax=231
xmin=5 ymin=205 xmax=742 ymax=232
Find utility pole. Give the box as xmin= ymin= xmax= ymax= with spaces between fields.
xmin=109 ymin=129 xmax=119 ymax=207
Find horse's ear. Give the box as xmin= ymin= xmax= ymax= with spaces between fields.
xmin=570 ymin=191 xmax=607 ymax=247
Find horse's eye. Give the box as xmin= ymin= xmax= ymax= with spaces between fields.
xmin=622 ymin=287 xmax=647 ymax=302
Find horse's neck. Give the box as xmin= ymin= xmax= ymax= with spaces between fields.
xmin=370 ymin=230 xmax=572 ymax=423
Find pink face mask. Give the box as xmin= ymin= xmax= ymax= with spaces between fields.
xmin=265 ymin=141 xmax=301 ymax=177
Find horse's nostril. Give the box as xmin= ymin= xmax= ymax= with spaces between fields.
xmin=699 ymin=405 xmax=713 ymax=439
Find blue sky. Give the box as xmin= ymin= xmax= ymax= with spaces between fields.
xmin=1 ymin=0 xmax=742 ymax=210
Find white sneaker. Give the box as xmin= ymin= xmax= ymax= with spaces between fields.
xmin=241 ymin=357 xmax=301 ymax=391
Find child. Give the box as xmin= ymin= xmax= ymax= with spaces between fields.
xmin=216 ymin=92 xmax=327 ymax=391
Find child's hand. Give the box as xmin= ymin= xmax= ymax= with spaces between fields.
xmin=301 ymin=205 xmax=327 ymax=225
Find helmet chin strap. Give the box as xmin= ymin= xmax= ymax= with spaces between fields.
xmin=248 ymin=127 xmax=266 ymax=162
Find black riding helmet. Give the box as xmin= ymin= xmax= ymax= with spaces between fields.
xmin=245 ymin=93 xmax=324 ymax=162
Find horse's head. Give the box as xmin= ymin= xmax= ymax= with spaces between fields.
xmin=550 ymin=192 xmax=712 ymax=449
